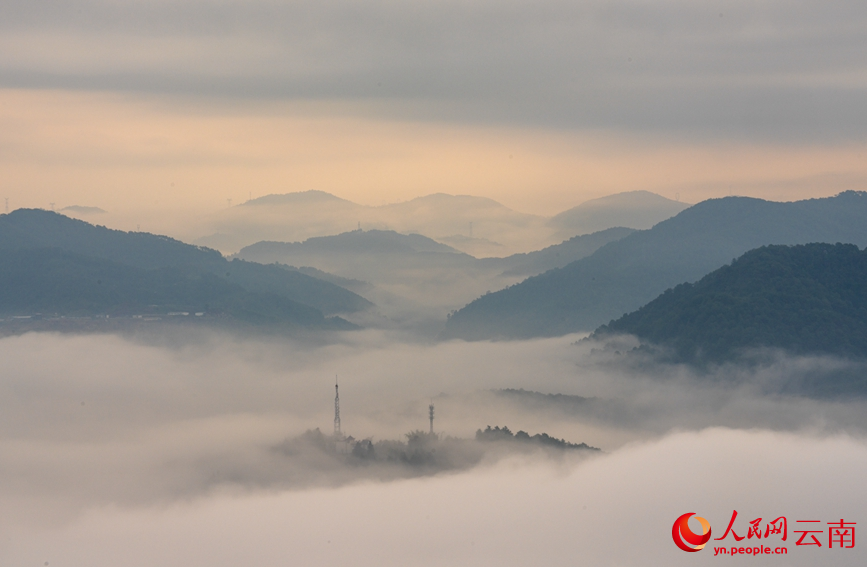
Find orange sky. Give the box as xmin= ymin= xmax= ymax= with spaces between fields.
xmin=3 ymin=88 xmax=866 ymax=222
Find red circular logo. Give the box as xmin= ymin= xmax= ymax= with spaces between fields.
xmin=672 ymin=512 xmax=712 ymax=552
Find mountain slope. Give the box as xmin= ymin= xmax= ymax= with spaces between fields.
xmin=239 ymin=229 xmax=461 ymax=258
xmin=0 ymin=248 xmax=352 ymax=329
xmin=548 ymin=191 xmax=690 ymax=235
xmin=482 ymin=227 xmax=635 ymax=276
xmin=593 ymin=243 xmax=867 ymax=363
xmin=0 ymin=209 xmax=371 ymax=315
xmin=441 ymin=192 xmax=867 ymax=340
xmin=235 ymin=229 xmax=478 ymax=284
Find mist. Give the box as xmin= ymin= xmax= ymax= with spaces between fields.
xmin=0 ymin=329 xmax=865 ymax=565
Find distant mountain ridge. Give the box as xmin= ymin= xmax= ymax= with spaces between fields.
xmin=198 ymin=189 xmax=683 ymax=256
xmin=240 ymin=229 xmax=462 ymax=257
xmin=233 ymin=227 xmax=635 ymax=323
xmin=0 ymin=210 xmax=371 ymax=329
xmin=548 ymin=190 xmax=689 ymax=236
xmin=244 ymin=191 xmax=355 ymax=207
xmin=200 ymin=191 xmax=548 ymax=256
xmin=441 ymin=191 xmax=867 ymax=340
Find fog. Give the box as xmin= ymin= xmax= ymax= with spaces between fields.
xmin=1 ymin=330 xmax=865 ymax=565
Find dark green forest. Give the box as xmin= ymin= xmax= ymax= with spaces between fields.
xmin=595 ymin=243 xmax=867 ymax=363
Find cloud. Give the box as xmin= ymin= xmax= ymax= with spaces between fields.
xmin=0 ymin=329 xmax=865 ymax=509
xmin=1 ymin=330 xmax=866 ymax=564
xmin=2 ymin=428 xmax=865 ymax=566
xmin=2 ymin=0 xmax=866 ymax=140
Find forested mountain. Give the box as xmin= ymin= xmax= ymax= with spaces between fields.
xmin=441 ymin=192 xmax=867 ymax=340
xmin=0 ymin=248 xmax=354 ymax=329
xmin=594 ymin=243 xmax=867 ymax=363
xmin=0 ymin=209 xmax=371 ymax=316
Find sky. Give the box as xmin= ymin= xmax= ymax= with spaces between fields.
xmin=2 ymin=0 xmax=867 ymax=217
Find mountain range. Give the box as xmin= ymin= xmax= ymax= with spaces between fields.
xmin=441 ymin=191 xmax=867 ymax=340
xmin=233 ymin=227 xmax=634 ymax=320
xmin=196 ymin=191 xmax=548 ymax=256
xmin=194 ymin=190 xmax=682 ymax=257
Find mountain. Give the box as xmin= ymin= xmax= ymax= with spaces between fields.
xmin=234 ymin=230 xmax=480 ymax=312
xmin=196 ymin=191 xmax=551 ymax=256
xmin=482 ymin=227 xmax=635 ymax=276
xmin=235 ymin=229 xmax=468 ymax=269
xmin=441 ymin=191 xmax=867 ymax=340
xmin=380 ymin=193 xmax=545 ymax=254
xmin=0 ymin=209 xmax=371 ymax=319
xmin=196 ymin=190 xmax=683 ymax=256
xmin=594 ymin=243 xmax=867 ymax=363
xmin=244 ymin=191 xmax=354 ymax=207
xmin=548 ymin=191 xmax=690 ymax=236
xmin=234 ymin=226 xmax=634 ymax=325
xmin=0 ymin=248 xmax=353 ymax=330
xmin=0 ymin=208 xmax=225 ymax=270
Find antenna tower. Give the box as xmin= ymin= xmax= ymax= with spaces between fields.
xmin=429 ymin=401 xmax=435 ymax=434
xmin=333 ymin=375 xmax=342 ymax=438
xmin=4 ymin=198 xmax=8 ymax=214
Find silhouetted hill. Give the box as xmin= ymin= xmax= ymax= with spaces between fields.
xmin=475 ymin=425 xmax=599 ymax=451
xmin=243 ymin=190 xmax=356 ymax=207
xmin=0 ymin=248 xmax=355 ymax=330
xmin=239 ymin=229 xmax=460 ymax=259
xmin=441 ymin=192 xmax=867 ymax=340
xmin=235 ymin=229 xmax=480 ymax=291
xmin=483 ymin=227 xmax=635 ymax=276
xmin=595 ymin=244 xmax=867 ymax=364
xmin=0 ymin=209 xmax=371 ymax=316
xmin=0 ymin=209 xmax=224 ymax=269
xmin=548 ymin=191 xmax=689 ymax=235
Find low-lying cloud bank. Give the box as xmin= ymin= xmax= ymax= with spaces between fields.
xmin=2 ymin=428 xmax=865 ymax=567
xmin=0 ymin=330 xmax=865 ymax=565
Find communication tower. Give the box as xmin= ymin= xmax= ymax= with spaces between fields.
xmin=334 ymin=375 xmax=342 ymax=438
xmin=429 ymin=401 xmax=435 ymax=434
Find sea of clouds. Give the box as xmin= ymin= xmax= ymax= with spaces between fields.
xmin=0 ymin=329 xmax=865 ymax=566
